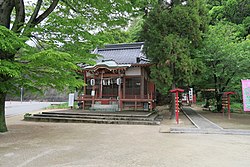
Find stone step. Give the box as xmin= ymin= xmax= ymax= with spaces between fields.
xmin=24 ymin=116 xmax=161 ymax=125
xmin=41 ymin=111 xmax=154 ymax=118
xmin=32 ymin=113 xmax=158 ymax=121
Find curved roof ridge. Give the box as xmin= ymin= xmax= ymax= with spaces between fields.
xmin=101 ymin=42 xmax=144 ymax=50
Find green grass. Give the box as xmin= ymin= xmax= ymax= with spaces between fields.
xmin=229 ymin=102 xmax=243 ymax=113
xmin=195 ymin=101 xmax=244 ymax=113
xmin=230 ymin=102 xmax=243 ymax=110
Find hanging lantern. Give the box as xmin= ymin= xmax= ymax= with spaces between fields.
xmin=90 ymin=79 xmax=95 ymax=86
xmin=116 ymin=78 xmax=121 ymax=85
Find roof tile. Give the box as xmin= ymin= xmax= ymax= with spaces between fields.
xmin=94 ymin=42 xmax=149 ymax=64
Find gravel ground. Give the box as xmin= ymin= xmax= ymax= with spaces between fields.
xmin=1 ymin=107 xmax=250 ymax=167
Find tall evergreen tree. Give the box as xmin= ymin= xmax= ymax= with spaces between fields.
xmin=141 ymin=0 xmax=209 ymax=117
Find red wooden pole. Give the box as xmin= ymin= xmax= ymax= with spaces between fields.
xmin=170 ymin=88 xmax=184 ymax=124
xmin=175 ymin=92 xmax=179 ymax=124
xmin=82 ymin=100 xmax=85 ymax=111
xmin=222 ymin=105 xmax=224 ymax=118
xmin=135 ymin=95 xmax=137 ymax=111
xmin=223 ymin=92 xmax=235 ymax=119
xmin=228 ymin=95 xmax=231 ymax=119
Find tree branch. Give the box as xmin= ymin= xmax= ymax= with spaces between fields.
xmin=27 ymin=0 xmax=43 ymax=25
xmin=11 ymin=0 xmax=25 ymax=33
xmin=212 ymin=63 xmax=218 ymax=91
xmin=0 ymin=0 xmax=15 ymax=29
xmin=221 ymin=71 xmax=236 ymax=92
xmin=31 ymin=0 xmax=59 ymax=26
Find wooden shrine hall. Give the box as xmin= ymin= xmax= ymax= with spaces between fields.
xmin=78 ymin=42 xmax=156 ymax=111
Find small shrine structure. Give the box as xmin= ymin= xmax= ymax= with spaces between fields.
xmin=78 ymin=42 xmax=155 ymax=111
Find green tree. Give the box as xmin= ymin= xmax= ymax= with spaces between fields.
xmin=0 ymin=0 xmax=144 ymax=132
xmin=195 ymin=22 xmax=250 ymax=111
xmin=140 ymin=0 xmax=208 ymax=117
xmin=95 ymin=16 xmax=146 ymax=44
xmin=208 ymin=0 xmax=250 ymax=34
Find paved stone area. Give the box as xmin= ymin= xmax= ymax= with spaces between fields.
xmin=183 ymin=107 xmax=223 ymax=129
xmin=170 ymin=107 xmax=250 ymax=135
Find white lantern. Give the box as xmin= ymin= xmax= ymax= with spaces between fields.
xmin=90 ymin=79 xmax=95 ymax=86
xmin=116 ymin=78 xmax=121 ymax=85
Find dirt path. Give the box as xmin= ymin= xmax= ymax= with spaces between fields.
xmin=1 ymin=109 xmax=250 ymax=167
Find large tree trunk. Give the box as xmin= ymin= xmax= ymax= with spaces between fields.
xmin=170 ymin=83 xmax=176 ymax=119
xmin=170 ymin=62 xmax=176 ymax=119
xmin=0 ymin=92 xmax=7 ymax=132
xmin=215 ymin=91 xmax=223 ymax=112
xmin=0 ymin=0 xmax=13 ymax=133
xmin=0 ymin=0 xmax=59 ymax=133
xmin=170 ymin=64 xmax=176 ymax=120
xmin=0 ymin=0 xmax=15 ymax=28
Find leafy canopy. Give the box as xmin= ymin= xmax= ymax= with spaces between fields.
xmin=195 ymin=21 xmax=250 ymax=90
xmin=0 ymin=0 xmax=148 ymax=95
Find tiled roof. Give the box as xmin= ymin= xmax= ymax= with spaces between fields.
xmin=92 ymin=42 xmax=149 ymax=65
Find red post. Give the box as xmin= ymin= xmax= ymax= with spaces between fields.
xmin=135 ymin=95 xmax=137 ymax=111
xmin=175 ymin=92 xmax=179 ymax=124
xmin=170 ymin=88 xmax=184 ymax=124
xmin=228 ymin=95 xmax=231 ymax=119
xmin=82 ymin=100 xmax=85 ymax=110
xmin=223 ymin=92 xmax=235 ymax=120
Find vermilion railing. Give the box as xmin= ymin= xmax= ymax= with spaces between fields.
xmin=78 ymin=94 xmax=155 ymax=100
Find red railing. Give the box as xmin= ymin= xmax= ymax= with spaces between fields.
xmin=124 ymin=94 xmax=155 ymax=100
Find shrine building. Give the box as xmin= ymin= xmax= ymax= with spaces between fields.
xmin=78 ymin=42 xmax=156 ymax=111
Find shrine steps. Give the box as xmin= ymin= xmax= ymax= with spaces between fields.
xmin=24 ymin=111 xmax=162 ymax=125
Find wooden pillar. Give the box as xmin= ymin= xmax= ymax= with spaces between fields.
xmin=150 ymin=95 xmax=153 ymax=111
xmin=83 ymin=71 xmax=87 ymax=95
xmin=135 ymin=95 xmax=137 ymax=111
xmin=119 ymin=87 xmax=123 ymax=111
xmin=149 ymin=81 xmax=154 ymax=111
xmin=140 ymin=67 xmax=144 ymax=99
xmin=118 ymin=70 xmax=123 ymax=111
xmin=123 ymin=77 xmax=126 ymax=99
xmin=100 ymin=70 xmax=103 ymax=98
xmin=83 ymin=71 xmax=87 ymax=110
xmin=82 ymin=100 xmax=85 ymax=111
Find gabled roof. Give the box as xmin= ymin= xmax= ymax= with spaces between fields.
xmin=84 ymin=60 xmax=131 ymax=72
xmin=92 ymin=42 xmax=149 ymax=65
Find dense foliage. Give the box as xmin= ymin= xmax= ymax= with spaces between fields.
xmin=141 ymin=0 xmax=208 ymax=93
xmin=140 ymin=0 xmax=209 ymax=117
xmin=140 ymin=0 xmax=249 ymax=112
xmin=195 ymin=22 xmax=250 ymax=110
xmin=0 ymin=0 xmax=146 ymax=132
xmin=196 ymin=0 xmax=250 ymax=110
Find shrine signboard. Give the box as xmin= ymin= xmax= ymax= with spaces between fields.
xmin=242 ymin=80 xmax=250 ymax=112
